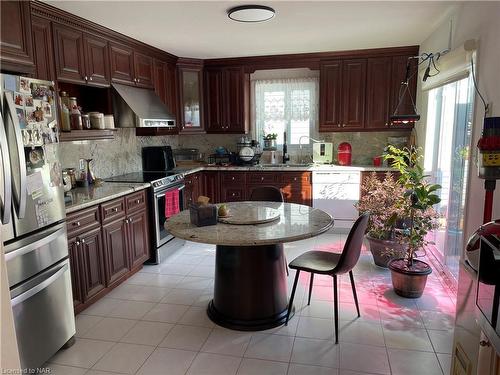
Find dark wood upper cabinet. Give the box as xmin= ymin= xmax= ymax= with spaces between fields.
xmin=31 ymin=15 xmax=55 ymax=81
xmin=204 ymin=68 xmax=224 ymax=132
xmin=53 ymin=23 xmax=86 ymax=84
xmin=0 ymin=0 xmax=34 ymax=74
xmin=204 ymin=66 xmax=249 ymax=134
xmin=341 ymin=59 xmax=366 ymax=129
xmin=390 ymin=55 xmax=418 ymax=129
xmin=133 ymin=52 xmax=154 ymax=88
xmin=178 ymin=63 xmax=205 ymax=133
xmin=79 ymin=227 xmax=107 ymax=299
xmin=165 ymin=62 xmax=178 ymax=121
xmin=83 ymin=34 xmax=110 ymax=87
xmin=223 ymin=66 xmax=248 ymax=133
xmin=319 ymin=60 xmax=342 ymax=131
xmin=365 ymin=57 xmax=392 ymax=129
xmin=110 ymin=42 xmax=135 ymax=85
xmin=154 ymin=59 xmax=167 ymax=103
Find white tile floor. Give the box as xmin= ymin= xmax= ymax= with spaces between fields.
xmin=46 ymin=231 xmax=455 ymax=375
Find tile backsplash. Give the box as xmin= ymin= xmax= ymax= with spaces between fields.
xmin=59 ymin=129 xmax=410 ymax=178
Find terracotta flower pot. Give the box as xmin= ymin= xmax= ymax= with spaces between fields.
xmin=365 ymin=235 xmax=407 ymax=268
xmin=388 ymin=258 xmax=432 ymax=298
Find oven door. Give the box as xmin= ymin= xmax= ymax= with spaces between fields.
xmin=153 ymin=182 xmax=185 ymax=248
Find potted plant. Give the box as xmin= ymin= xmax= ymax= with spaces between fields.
xmin=263 ymin=133 xmax=278 ymax=150
xmin=385 ymin=145 xmax=441 ymax=298
xmin=356 ymin=172 xmax=408 ymax=267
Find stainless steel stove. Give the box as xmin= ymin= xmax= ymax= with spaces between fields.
xmin=105 ymin=171 xmax=185 ymax=264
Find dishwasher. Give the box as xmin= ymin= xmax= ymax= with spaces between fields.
xmin=312 ymin=170 xmax=361 ymax=229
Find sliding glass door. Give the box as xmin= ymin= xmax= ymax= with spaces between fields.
xmin=424 ymin=76 xmax=474 ymax=280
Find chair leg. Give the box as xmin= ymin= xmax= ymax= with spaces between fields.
xmin=285 ymin=256 xmax=289 ymax=276
xmin=307 ymin=273 xmax=314 ymax=305
xmin=349 ymin=271 xmax=360 ymax=318
xmin=333 ymin=275 xmax=339 ymax=344
xmin=286 ymin=270 xmax=300 ymax=325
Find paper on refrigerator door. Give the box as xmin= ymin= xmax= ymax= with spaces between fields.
xmin=26 ymin=171 xmax=43 ymax=196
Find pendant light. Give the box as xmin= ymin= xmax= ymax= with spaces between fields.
xmin=227 ymin=5 xmax=275 ymax=23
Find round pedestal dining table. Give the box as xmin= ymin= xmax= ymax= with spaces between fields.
xmin=165 ymin=201 xmax=334 ymax=331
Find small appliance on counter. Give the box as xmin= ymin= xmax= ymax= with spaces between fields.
xmin=237 ymin=139 xmax=262 ymax=165
xmin=337 ymin=142 xmax=352 ymax=166
xmin=173 ymin=148 xmax=204 ymax=168
xmin=312 ymin=142 xmax=333 ymax=164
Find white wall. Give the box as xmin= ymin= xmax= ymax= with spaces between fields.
xmin=418 ymin=2 xmax=500 ymax=242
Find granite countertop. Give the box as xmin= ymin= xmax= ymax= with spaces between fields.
xmin=165 ymin=201 xmax=334 ymax=246
xmin=65 ymin=182 xmax=150 ymax=214
xmin=178 ymin=164 xmax=395 ymax=175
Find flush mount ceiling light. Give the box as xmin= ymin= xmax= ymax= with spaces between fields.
xmin=227 ymin=5 xmax=275 ymax=23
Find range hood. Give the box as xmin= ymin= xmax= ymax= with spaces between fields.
xmin=111 ymin=83 xmax=176 ymax=128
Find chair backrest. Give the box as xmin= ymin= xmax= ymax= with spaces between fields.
xmin=333 ymin=213 xmax=370 ymax=275
xmin=249 ymin=186 xmax=284 ymax=202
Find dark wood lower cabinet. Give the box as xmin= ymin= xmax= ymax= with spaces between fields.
xmin=127 ymin=210 xmax=150 ymax=269
xmin=68 ymin=237 xmax=84 ymax=310
xmin=103 ymin=216 xmax=130 ymax=286
xmin=67 ymin=190 xmax=150 ymax=314
xmin=80 ymin=227 xmax=107 ymax=300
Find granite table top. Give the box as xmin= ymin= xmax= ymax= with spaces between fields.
xmin=65 ymin=182 xmax=150 ymax=214
xmin=165 ymin=201 xmax=334 ymax=246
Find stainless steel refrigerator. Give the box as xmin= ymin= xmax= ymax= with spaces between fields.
xmin=0 ymin=74 xmax=75 ymax=370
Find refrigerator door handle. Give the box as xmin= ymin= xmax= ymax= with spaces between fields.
xmin=11 ymin=262 xmax=68 ymax=306
xmin=0 ymin=112 xmax=12 ymax=224
xmin=4 ymin=92 xmax=27 ymax=219
xmin=4 ymin=226 xmax=66 ymax=262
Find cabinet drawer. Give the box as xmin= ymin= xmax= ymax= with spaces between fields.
xmin=221 ymin=172 xmax=246 ymax=184
xmin=248 ymin=172 xmax=277 ymax=184
xmin=280 ymin=172 xmax=312 ymax=184
xmin=67 ymin=206 xmax=100 ymax=238
xmin=101 ymin=197 xmax=126 ymax=224
xmin=221 ymin=187 xmax=246 ymax=202
xmin=126 ymin=190 xmax=147 ymax=214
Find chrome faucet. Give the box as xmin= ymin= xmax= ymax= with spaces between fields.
xmin=282 ymin=131 xmax=290 ymax=164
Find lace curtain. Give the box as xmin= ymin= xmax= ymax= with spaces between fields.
xmin=254 ymin=77 xmax=319 ymax=145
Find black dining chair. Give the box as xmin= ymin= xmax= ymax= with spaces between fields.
xmin=249 ymin=186 xmax=289 ymax=275
xmin=285 ymin=213 xmax=370 ymax=344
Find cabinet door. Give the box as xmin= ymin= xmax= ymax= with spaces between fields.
xmin=79 ymin=227 xmax=107 ymax=300
xmin=390 ymin=55 xmax=418 ymax=129
xmin=31 ymin=16 xmax=55 ymax=81
xmin=53 ymin=24 xmax=85 ymax=83
xmin=68 ymin=237 xmax=83 ymax=310
xmin=165 ymin=62 xmax=178 ymax=122
xmin=102 ymin=218 xmax=129 ymax=286
xmin=154 ymin=59 xmax=167 ymax=103
xmin=0 ymin=0 xmax=34 ymax=73
xmin=365 ymin=57 xmax=392 ymax=129
xmin=134 ymin=52 xmax=154 ymax=88
xmin=204 ymin=68 xmax=224 ymax=133
xmin=341 ymin=59 xmax=366 ymax=129
xmin=224 ymin=67 xmax=248 ymax=134
xmin=83 ymin=34 xmax=110 ymax=87
xmin=178 ymin=66 xmax=204 ymax=133
xmin=202 ymin=171 xmax=219 ymax=204
xmin=110 ymin=43 xmax=135 ymax=84
xmin=127 ymin=210 xmax=150 ymax=269
xmin=319 ymin=60 xmax=342 ymax=131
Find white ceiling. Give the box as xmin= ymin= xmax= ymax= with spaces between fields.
xmin=45 ymin=1 xmax=458 ymax=59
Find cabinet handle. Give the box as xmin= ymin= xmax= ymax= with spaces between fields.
xmin=89 ymin=77 xmax=93 ymax=81
xmin=479 ymin=340 xmax=490 ymax=347
xmin=385 ymin=122 xmax=388 ymax=127
xmin=337 ymin=124 xmax=341 ymax=128
xmin=342 ymin=124 xmax=346 ymax=128
xmin=137 ymin=79 xmax=140 ymax=83
xmin=73 ymin=221 xmax=81 ymax=227
xmin=81 ymin=238 xmax=85 ymax=244
xmin=136 ymin=199 xmax=141 ymax=204
xmin=232 ymin=193 xmax=236 ymax=196
xmin=75 ymin=241 xmax=80 ymax=246
xmin=84 ymin=75 xmax=88 ymax=81
xmin=231 ymin=177 xmax=235 ymax=181
xmin=261 ymin=177 xmax=264 ymax=181
xmin=294 ymin=177 xmax=297 ymax=181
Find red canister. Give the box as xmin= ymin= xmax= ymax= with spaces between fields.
xmin=337 ymin=142 xmax=352 ymax=165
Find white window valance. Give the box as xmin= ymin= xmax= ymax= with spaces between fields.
xmin=420 ymin=39 xmax=477 ymax=91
